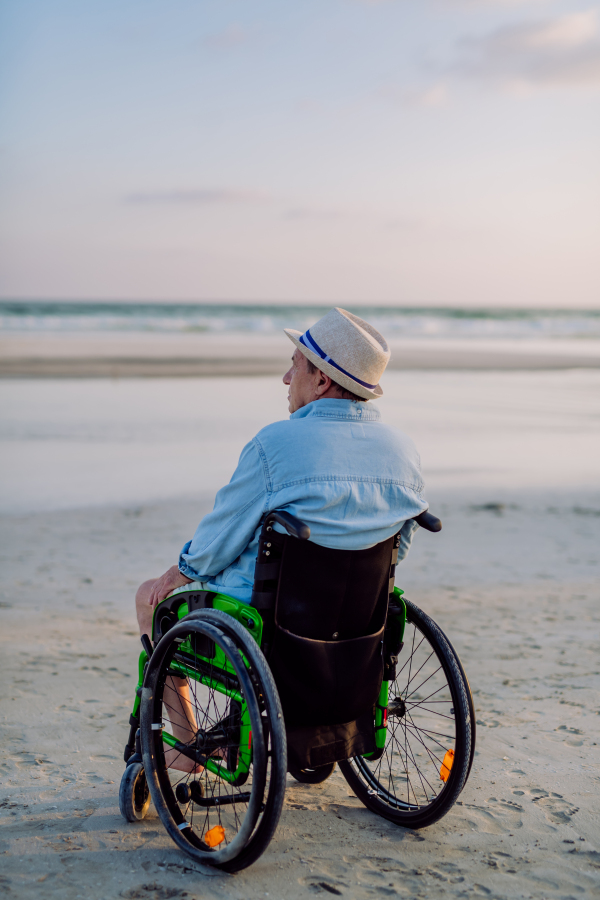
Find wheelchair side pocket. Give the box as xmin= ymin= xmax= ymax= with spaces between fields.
xmin=268 ymin=624 xmax=384 ymax=727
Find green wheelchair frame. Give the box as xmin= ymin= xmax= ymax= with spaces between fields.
xmin=119 ymin=512 xmax=475 ymax=873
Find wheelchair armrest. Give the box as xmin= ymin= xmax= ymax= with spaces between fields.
xmin=413 ymin=510 xmax=442 ymax=532
xmin=266 ymin=510 xmax=310 ymax=540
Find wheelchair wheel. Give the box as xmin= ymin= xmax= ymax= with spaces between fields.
xmin=119 ymin=760 xmax=151 ymax=822
xmin=339 ymin=598 xmax=472 ymax=829
xmin=289 ymin=761 xmax=336 ymax=784
xmin=140 ymin=609 xmax=286 ymax=872
xmin=434 ymin=617 xmax=477 ymax=782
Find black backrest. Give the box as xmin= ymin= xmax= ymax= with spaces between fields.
xmin=251 ymin=518 xmax=399 ymax=727
xmin=251 ymin=518 xmax=399 ymax=627
xmin=274 ymin=534 xmax=394 ymax=641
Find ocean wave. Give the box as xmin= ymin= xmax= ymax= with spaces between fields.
xmin=1 ymin=301 xmax=599 ymax=340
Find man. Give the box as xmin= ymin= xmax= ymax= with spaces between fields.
xmin=135 ymin=308 xmax=427 ymax=769
xmin=136 ymin=307 xmax=427 ymax=638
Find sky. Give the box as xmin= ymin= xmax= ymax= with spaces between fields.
xmin=0 ymin=0 xmax=599 ymax=307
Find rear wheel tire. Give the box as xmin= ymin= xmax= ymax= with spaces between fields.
xmin=119 ymin=761 xmax=150 ymax=822
xmin=141 ymin=610 xmax=286 ymax=872
xmin=433 ymin=618 xmax=477 ymax=781
xmin=340 ymin=598 xmax=472 ymax=829
xmin=193 ymin=609 xmax=288 ymax=873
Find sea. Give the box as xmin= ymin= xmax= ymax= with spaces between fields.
xmin=2 ymin=300 xmax=600 ymax=514
xmin=1 ymin=300 xmax=600 ymax=342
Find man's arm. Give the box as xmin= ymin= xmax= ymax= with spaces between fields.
xmin=396 ymin=517 xmax=419 ymax=563
xmin=178 ymin=439 xmax=269 ymax=577
xmin=147 ymin=439 xmax=268 ymax=610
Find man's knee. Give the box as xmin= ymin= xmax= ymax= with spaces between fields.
xmin=136 ymin=579 xmax=157 ymax=608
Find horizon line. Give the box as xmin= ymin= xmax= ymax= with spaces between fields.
xmin=1 ymin=297 xmax=600 ymax=314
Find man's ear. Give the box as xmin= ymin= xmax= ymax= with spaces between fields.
xmin=315 ymin=369 xmax=333 ymax=396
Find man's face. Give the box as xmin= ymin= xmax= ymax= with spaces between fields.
xmin=283 ymin=349 xmax=319 ymax=414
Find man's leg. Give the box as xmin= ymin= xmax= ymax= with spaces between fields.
xmin=135 ymin=580 xmax=201 ymax=774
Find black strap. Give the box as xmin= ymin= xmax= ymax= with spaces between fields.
xmin=388 ymin=530 xmax=401 ymax=596
xmin=250 ymin=590 xmax=277 ymax=610
xmin=253 ymin=561 xmax=281 ymax=580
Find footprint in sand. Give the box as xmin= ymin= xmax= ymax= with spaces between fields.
xmin=527 ymin=788 xmax=579 ymax=824
xmin=51 ymin=803 xmax=98 ymax=821
xmin=122 ymin=884 xmax=190 ymax=900
xmin=299 ymin=877 xmax=345 ymax=895
xmin=545 ymin=725 xmax=585 ymax=747
xmin=420 ymin=861 xmax=466 ymax=884
xmin=462 ymin=796 xmax=523 ymax=834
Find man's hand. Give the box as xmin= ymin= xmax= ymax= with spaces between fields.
xmin=148 ymin=565 xmax=193 ymax=609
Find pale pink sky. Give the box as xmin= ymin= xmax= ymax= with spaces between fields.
xmin=0 ymin=0 xmax=599 ymax=307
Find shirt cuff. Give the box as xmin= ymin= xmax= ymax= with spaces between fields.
xmin=178 ymin=541 xmax=202 ymax=580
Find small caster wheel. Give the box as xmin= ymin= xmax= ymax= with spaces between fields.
xmin=288 ymin=761 xmax=336 ymax=784
xmin=175 ymin=782 xmax=191 ymax=804
xmin=190 ymin=780 xmax=205 ymax=804
xmin=119 ymin=761 xmax=150 ymax=822
xmin=176 ymin=780 xmax=204 ymax=805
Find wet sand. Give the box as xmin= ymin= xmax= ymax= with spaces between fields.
xmin=2 ymin=332 xmax=600 ymax=376
xmin=2 ymin=371 xmax=600 ymax=514
xmin=1 ymin=494 xmax=599 ymax=899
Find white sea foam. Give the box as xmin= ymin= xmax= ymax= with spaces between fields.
xmin=2 ymin=300 xmax=600 ymax=341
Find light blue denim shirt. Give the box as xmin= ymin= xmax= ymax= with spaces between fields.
xmin=179 ymin=398 xmax=427 ymax=603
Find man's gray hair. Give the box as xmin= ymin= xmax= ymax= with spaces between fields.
xmin=304 ymin=356 xmax=366 ymax=402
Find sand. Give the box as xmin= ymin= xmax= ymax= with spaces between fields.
xmin=1 ymin=495 xmax=599 ymax=899
xmin=2 ymin=332 xmax=600 ymax=376
xmin=1 ymin=372 xmax=599 ymax=899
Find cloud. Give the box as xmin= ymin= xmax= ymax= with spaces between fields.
xmin=201 ymin=23 xmax=249 ymax=51
xmin=451 ymin=9 xmax=600 ymax=89
xmin=385 ymin=216 xmax=423 ymax=231
xmin=125 ymin=188 xmax=270 ymax=205
xmin=442 ymin=1 xmax=552 ymax=7
xmin=379 ymin=81 xmax=449 ymax=107
xmin=356 ymin=0 xmax=550 ymax=6
xmin=283 ymin=207 xmax=349 ymax=221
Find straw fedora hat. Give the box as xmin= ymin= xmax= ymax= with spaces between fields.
xmin=284 ymin=307 xmax=390 ymax=400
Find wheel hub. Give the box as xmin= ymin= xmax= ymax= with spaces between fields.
xmin=387 ymin=697 xmax=406 ymax=719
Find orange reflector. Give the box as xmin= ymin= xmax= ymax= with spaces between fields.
xmin=383 ymin=708 xmax=388 ymax=726
xmin=204 ymin=825 xmax=225 ymax=848
xmin=439 ymin=749 xmax=454 ymax=783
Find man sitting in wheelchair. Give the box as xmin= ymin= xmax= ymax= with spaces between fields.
xmin=121 ymin=307 xmax=474 ymax=871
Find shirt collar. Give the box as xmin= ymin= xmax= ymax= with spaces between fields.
xmin=290 ymin=398 xmax=381 ymax=421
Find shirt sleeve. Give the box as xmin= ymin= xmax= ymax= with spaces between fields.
xmin=178 ymin=439 xmax=269 ymax=581
xmin=396 ymin=517 xmax=419 ymax=563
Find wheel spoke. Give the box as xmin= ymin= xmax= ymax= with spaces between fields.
xmin=342 ymin=603 xmax=471 ymax=824
xmin=402 ymin=649 xmax=437 ymax=697
xmin=402 ymin=712 xmax=448 ymax=766
xmin=403 ymin=664 xmax=444 ymax=703
xmin=395 ymin=633 xmax=427 ymax=680
xmin=403 ymin=720 xmax=456 ymax=744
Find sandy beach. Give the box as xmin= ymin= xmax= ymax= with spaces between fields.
xmin=2 ymin=332 xmax=600 ymax=378
xmin=1 ymin=371 xmax=599 ymax=899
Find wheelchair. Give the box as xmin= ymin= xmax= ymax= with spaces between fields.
xmin=119 ymin=509 xmax=475 ymax=872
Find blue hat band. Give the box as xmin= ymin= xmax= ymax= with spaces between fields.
xmin=299 ymin=330 xmax=378 ymax=391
